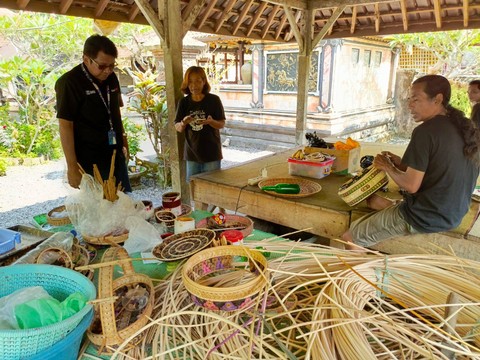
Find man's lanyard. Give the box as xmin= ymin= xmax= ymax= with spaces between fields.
xmin=81 ymin=64 xmax=113 ymax=131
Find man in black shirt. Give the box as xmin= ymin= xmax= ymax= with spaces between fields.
xmin=55 ymin=34 xmax=131 ymax=192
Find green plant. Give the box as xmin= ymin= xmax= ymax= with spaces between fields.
xmin=123 ymin=117 xmax=145 ymax=161
xmin=450 ymin=82 xmax=471 ymax=118
xmin=127 ymin=69 xmax=170 ymax=188
xmin=0 ymin=158 xmax=6 ymax=176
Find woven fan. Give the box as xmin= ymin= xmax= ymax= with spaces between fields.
xmin=152 ymin=229 xmax=215 ymax=262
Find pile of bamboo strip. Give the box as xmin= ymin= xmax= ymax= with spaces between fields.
xmin=82 ymin=239 xmax=480 ymax=359
xmin=78 ymin=150 xmax=123 ymax=202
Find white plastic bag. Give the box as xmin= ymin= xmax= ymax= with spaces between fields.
xmin=65 ymin=173 xmax=144 ymax=237
xmin=123 ymin=216 xmax=163 ymax=255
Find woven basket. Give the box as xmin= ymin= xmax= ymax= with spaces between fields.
xmin=87 ymin=247 xmax=154 ymax=354
xmin=258 ymin=177 xmax=322 ymax=198
xmin=82 ymin=230 xmax=129 ymax=246
xmin=152 ymin=228 xmax=215 ymax=262
xmin=154 ymin=203 xmax=192 ymax=222
xmin=196 ymin=214 xmax=254 ymax=238
xmin=0 ymin=264 xmax=96 ymax=360
xmin=338 ymin=166 xmax=389 ymax=206
xmin=47 ymin=205 xmax=71 ymax=226
xmin=182 ymin=245 xmax=268 ymax=312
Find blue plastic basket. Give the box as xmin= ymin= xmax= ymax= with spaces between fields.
xmin=30 ymin=309 xmax=94 ymax=360
xmin=0 ymin=228 xmax=21 ymax=254
xmin=0 ymin=264 xmax=96 ymax=360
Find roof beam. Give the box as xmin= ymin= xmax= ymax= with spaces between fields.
xmin=246 ymin=1 xmax=267 ymax=36
xmin=182 ymin=0 xmax=207 ymax=35
xmin=94 ymin=0 xmax=109 ymax=17
xmin=214 ymin=0 xmax=236 ymax=32
xmin=283 ymin=6 xmax=303 ymax=48
xmin=463 ymin=0 xmax=469 ymax=27
xmin=232 ymin=0 xmax=253 ymax=35
xmin=350 ymin=5 xmax=357 ymax=33
xmin=374 ymin=3 xmax=380 ymax=33
xmin=433 ymin=0 xmax=442 ymax=29
xmin=275 ymin=13 xmax=288 ymax=40
xmin=59 ymin=0 xmax=73 ymax=14
xmin=197 ymin=0 xmax=216 ymax=29
xmin=128 ymin=4 xmax=140 ymax=22
xmin=313 ymin=5 xmax=346 ymax=48
xmin=134 ymin=0 xmax=165 ymax=40
xmin=261 ymin=4 xmax=280 ymax=39
xmin=400 ymin=0 xmax=408 ymax=31
xmin=267 ymin=0 xmax=306 ymax=10
xmin=16 ymin=0 xmax=30 ymax=9
xmin=309 ymin=0 xmax=395 ymax=10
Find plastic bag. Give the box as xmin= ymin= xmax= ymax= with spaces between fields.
xmin=13 ymin=231 xmax=74 ymax=265
xmin=123 ymin=216 xmax=163 ymax=255
xmin=14 ymin=292 xmax=88 ymax=330
xmin=65 ymin=173 xmax=144 ymax=237
xmin=0 ymin=286 xmax=50 ymax=329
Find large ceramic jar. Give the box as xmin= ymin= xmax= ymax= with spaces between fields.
xmin=240 ymin=62 xmax=252 ymax=85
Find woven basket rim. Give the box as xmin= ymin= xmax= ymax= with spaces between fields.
xmin=82 ymin=230 xmax=129 ymax=245
xmin=258 ymin=177 xmax=322 ymax=198
xmin=47 ymin=205 xmax=71 ymax=226
xmin=181 ymin=245 xmax=268 ymax=302
xmin=152 ymin=228 xmax=215 ymax=262
xmin=0 ymin=264 xmax=96 ymax=358
xmin=196 ymin=214 xmax=254 ymax=237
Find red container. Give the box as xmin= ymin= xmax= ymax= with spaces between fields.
xmin=221 ymin=230 xmax=244 ymax=245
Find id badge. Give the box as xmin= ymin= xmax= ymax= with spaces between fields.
xmin=108 ymin=130 xmax=117 ymax=145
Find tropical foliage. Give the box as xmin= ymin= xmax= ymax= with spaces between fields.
xmin=127 ymin=69 xmax=170 ymax=187
xmin=389 ymin=30 xmax=480 ymax=79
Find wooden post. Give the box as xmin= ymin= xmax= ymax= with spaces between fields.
xmin=161 ymin=0 xmax=189 ymax=202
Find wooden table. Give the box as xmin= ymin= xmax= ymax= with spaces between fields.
xmin=190 ymin=148 xmax=402 ymax=240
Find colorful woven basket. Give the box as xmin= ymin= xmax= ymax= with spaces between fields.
xmin=337 ymin=166 xmax=389 ymax=206
xmin=182 ymin=245 xmax=268 ymax=312
xmin=87 ymin=247 xmax=154 ymax=354
xmin=0 ymin=264 xmax=96 ymax=360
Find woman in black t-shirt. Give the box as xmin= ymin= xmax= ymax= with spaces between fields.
xmin=175 ymin=66 xmax=226 ymax=181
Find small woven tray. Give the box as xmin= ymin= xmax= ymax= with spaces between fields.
xmin=182 ymin=245 xmax=268 ymax=312
xmin=82 ymin=230 xmax=129 ymax=246
xmin=152 ymin=229 xmax=215 ymax=262
xmin=258 ymin=177 xmax=322 ymax=198
xmin=47 ymin=205 xmax=71 ymax=226
xmin=196 ymin=214 xmax=254 ymax=238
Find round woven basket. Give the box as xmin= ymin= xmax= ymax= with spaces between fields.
xmin=258 ymin=177 xmax=322 ymax=198
xmin=338 ymin=166 xmax=389 ymax=206
xmin=82 ymin=231 xmax=129 ymax=246
xmin=152 ymin=228 xmax=215 ymax=262
xmin=154 ymin=203 xmax=192 ymax=222
xmin=47 ymin=205 xmax=71 ymax=226
xmin=87 ymin=247 xmax=154 ymax=354
xmin=196 ymin=214 xmax=254 ymax=238
xmin=182 ymin=245 xmax=268 ymax=312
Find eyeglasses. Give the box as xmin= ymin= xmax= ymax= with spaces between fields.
xmin=90 ymin=57 xmax=117 ymax=71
